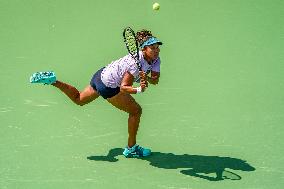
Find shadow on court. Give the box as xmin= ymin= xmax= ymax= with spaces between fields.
xmin=87 ymin=148 xmax=255 ymax=181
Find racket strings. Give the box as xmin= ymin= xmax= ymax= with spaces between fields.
xmin=123 ymin=27 xmax=141 ymax=70
xmin=124 ymin=30 xmax=138 ymax=55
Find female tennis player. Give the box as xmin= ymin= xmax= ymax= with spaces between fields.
xmin=30 ymin=29 xmax=162 ymax=158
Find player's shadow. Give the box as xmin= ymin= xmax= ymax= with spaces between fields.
xmin=87 ymin=148 xmax=255 ymax=181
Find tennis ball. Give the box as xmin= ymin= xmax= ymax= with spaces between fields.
xmin=153 ymin=3 xmax=160 ymax=11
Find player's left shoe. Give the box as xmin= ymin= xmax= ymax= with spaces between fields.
xmin=30 ymin=71 xmax=56 ymax=85
xmin=123 ymin=144 xmax=151 ymax=158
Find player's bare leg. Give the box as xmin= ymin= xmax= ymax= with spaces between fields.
xmin=52 ymin=81 xmax=100 ymax=106
xmin=107 ymin=92 xmax=151 ymax=157
xmin=107 ymin=92 xmax=141 ymax=147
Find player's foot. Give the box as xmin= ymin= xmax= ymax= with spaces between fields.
xmin=123 ymin=144 xmax=151 ymax=158
xmin=30 ymin=71 xmax=56 ymax=85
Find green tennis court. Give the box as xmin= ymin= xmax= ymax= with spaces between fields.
xmin=1 ymin=0 xmax=283 ymax=188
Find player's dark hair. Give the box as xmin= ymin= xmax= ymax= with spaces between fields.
xmin=136 ymin=29 xmax=153 ymax=47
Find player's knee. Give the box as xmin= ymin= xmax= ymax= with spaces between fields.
xmin=74 ymin=97 xmax=85 ymax=106
xmin=132 ymin=105 xmax=142 ymax=116
xmin=78 ymin=102 xmax=85 ymax=106
xmin=75 ymin=101 xmax=85 ymax=106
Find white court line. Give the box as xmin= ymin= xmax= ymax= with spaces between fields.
xmin=34 ymin=104 xmax=50 ymax=107
xmin=88 ymin=132 xmax=119 ymax=139
xmin=0 ymin=107 xmax=13 ymax=113
xmin=1 ymin=178 xmax=97 ymax=183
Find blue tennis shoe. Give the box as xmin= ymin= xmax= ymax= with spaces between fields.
xmin=30 ymin=71 xmax=56 ymax=85
xmin=123 ymin=144 xmax=151 ymax=158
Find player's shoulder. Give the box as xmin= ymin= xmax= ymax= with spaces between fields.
xmin=120 ymin=54 xmax=137 ymax=69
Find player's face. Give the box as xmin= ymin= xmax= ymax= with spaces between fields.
xmin=143 ymin=43 xmax=160 ymax=62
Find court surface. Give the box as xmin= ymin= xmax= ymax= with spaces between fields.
xmin=1 ymin=0 xmax=283 ymax=188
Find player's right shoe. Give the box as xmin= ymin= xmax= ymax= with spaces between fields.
xmin=30 ymin=71 xmax=56 ymax=85
xmin=123 ymin=144 xmax=151 ymax=158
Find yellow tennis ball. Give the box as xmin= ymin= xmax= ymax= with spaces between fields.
xmin=153 ymin=3 xmax=160 ymax=11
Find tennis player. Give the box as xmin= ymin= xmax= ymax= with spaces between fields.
xmin=30 ymin=29 xmax=162 ymax=158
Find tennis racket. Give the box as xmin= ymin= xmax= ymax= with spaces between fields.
xmin=123 ymin=27 xmax=142 ymax=71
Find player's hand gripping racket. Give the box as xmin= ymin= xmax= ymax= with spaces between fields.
xmin=123 ymin=27 xmax=147 ymax=91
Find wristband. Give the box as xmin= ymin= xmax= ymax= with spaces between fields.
xmin=135 ymin=86 xmax=142 ymax=94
